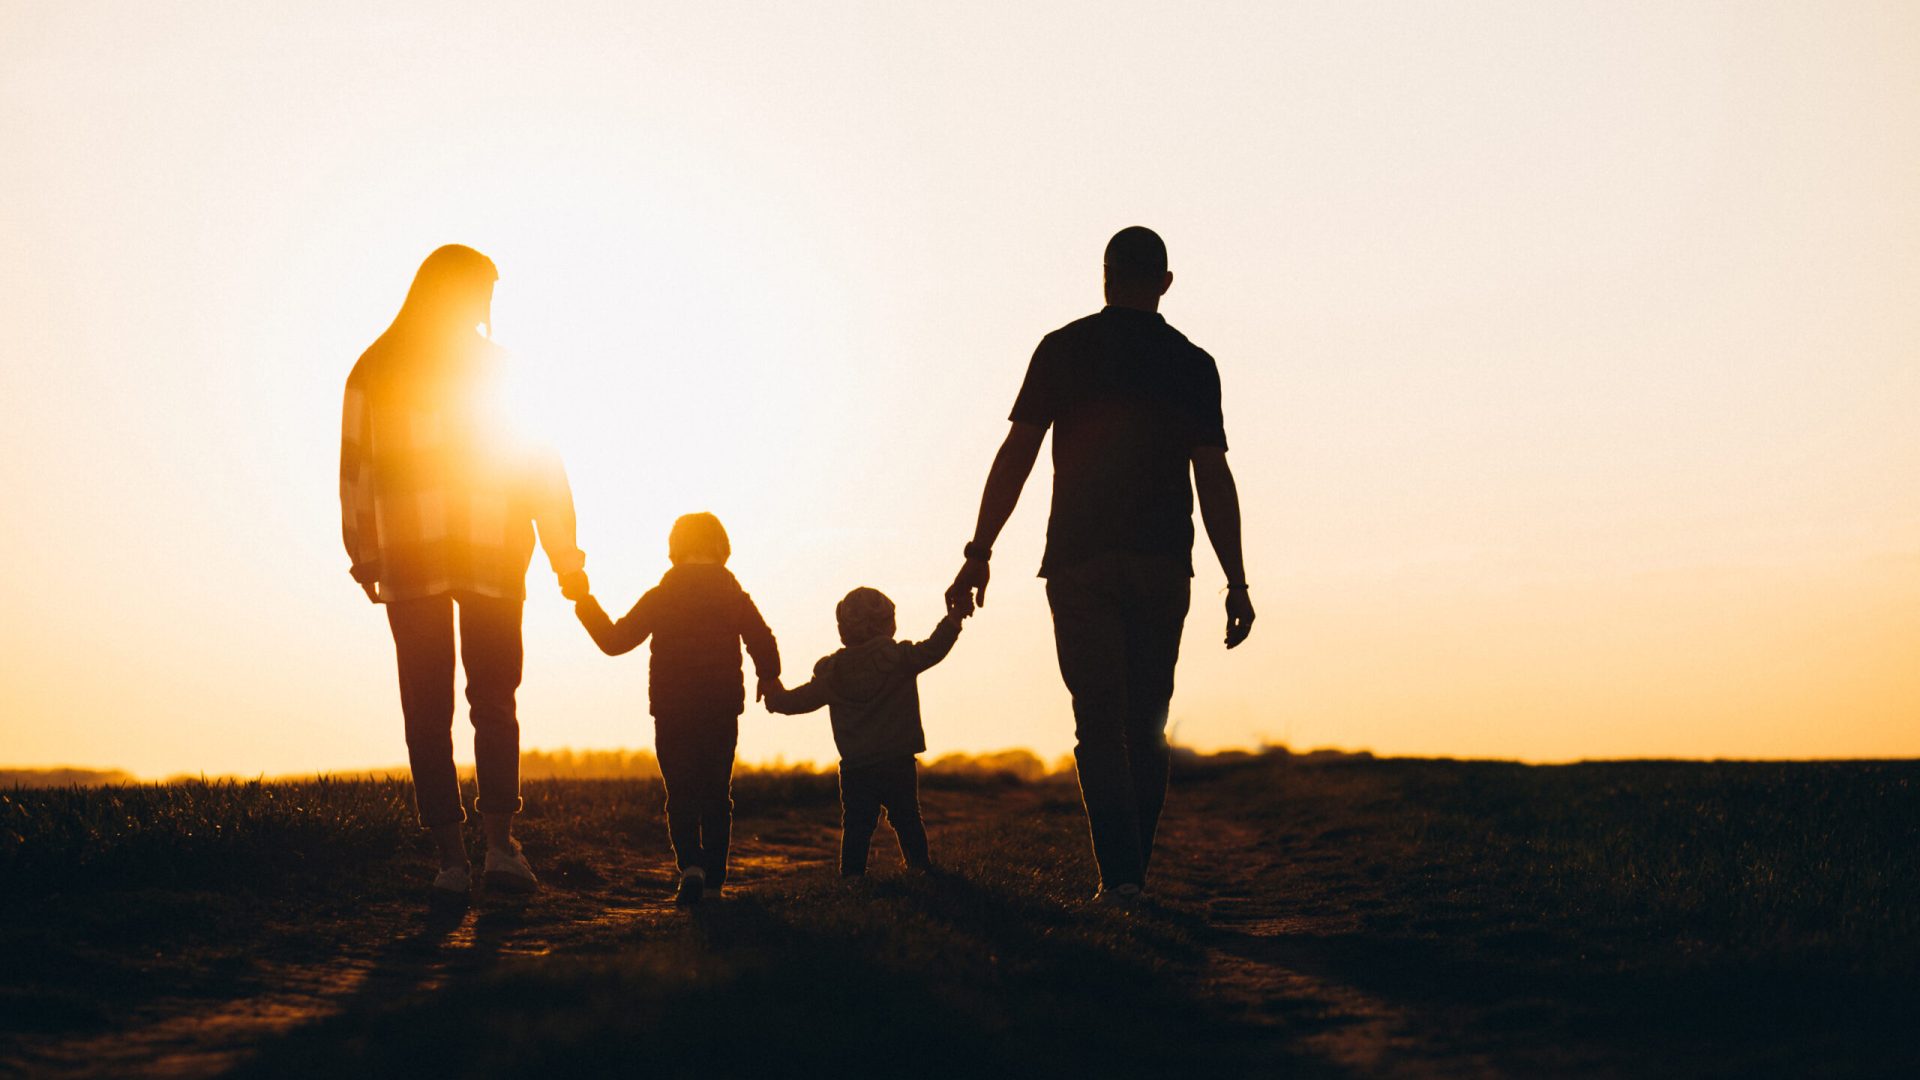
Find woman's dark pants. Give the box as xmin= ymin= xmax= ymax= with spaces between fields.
xmin=387 ymin=593 xmax=525 ymax=829
xmin=655 ymin=714 xmax=738 ymax=886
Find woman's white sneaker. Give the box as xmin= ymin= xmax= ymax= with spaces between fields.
xmin=483 ymin=839 xmax=539 ymax=894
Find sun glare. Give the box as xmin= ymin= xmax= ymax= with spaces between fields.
xmin=2 ymin=2 xmax=1915 ymax=781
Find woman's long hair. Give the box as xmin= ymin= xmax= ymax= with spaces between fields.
xmin=354 ymin=245 xmax=500 ymax=413
xmin=385 ymin=244 xmax=498 ymax=341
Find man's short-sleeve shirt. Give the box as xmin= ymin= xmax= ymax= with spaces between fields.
xmin=1008 ymin=306 xmax=1227 ymax=577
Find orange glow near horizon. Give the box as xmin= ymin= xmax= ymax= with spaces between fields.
xmin=1 ymin=2 xmax=1917 ymax=780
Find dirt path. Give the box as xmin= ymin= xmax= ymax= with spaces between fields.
xmin=17 ymin=783 xmax=1509 ymax=1078
xmin=1153 ymin=805 xmax=1501 ymax=1078
xmin=13 ymin=834 xmax=828 ymax=1078
xmin=13 ymin=761 xmax=1912 ymax=1077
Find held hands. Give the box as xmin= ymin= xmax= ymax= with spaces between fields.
xmin=1224 ymin=586 xmax=1255 ymax=649
xmin=945 ymin=557 xmax=989 ymax=617
xmin=947 ymin=587 xmax=976 ymax=620
xmin=559 ymin=569 xmax=591 ymax=602
xmin=756 ymin=676 xmax=783 ymax=703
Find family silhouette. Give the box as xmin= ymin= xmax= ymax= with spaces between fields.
xmin=340 ymin=229 xmax=1252 ymax=908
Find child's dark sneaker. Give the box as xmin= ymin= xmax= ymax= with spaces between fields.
xmin=675 ymin=866 xmax=707 ymax=905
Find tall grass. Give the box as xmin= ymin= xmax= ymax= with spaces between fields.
xmin=1455 ymin=761 xmax=1920 ymax=960
xmin=1221 ymin=756 xmax=1920 ymax=972
xmin=1 ymin=777 xmax=417 ymax=891
xmin=0 ymin=764 xmax=862 ymax=895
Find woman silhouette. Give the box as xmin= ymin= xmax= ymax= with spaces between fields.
xmin=339 ymin=245 xmax=589 ymax=901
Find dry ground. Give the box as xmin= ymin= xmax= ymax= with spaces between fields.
xmin=3 ymin=755 xmax=1915 ymax=1078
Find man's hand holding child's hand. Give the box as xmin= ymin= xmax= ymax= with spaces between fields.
xmin=757 ymin=676 xmax=783 ymax=702
xmin=948 ymin=588 xmax=977 ymax=620
xmin=559 ymin=570 xmax=591 ymax=602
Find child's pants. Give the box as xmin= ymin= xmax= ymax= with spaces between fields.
xmin=655 ymin=713 xmax=738 ymax=886
xmin=838 ymin=754 xmax=930 ymax=875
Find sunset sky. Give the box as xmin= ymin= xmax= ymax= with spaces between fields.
xmin=2 ymin=1 xmax=1916 ymax=779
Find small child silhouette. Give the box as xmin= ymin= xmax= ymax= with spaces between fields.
xmin=763 ymin=587 xmax=965 ymax=876
xmin=574 ymin=512 xmax=779 ymax=904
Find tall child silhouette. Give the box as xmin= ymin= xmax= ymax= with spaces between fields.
xmin=574 ymin=512 xmax=779 ymax=904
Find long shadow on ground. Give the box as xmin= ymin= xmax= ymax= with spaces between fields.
xmin=228 ymin=871 xmax=1331 ymax=1080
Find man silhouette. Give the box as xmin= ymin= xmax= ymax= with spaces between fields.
xmin=946 ymin=226 xmax=1253 ymax=907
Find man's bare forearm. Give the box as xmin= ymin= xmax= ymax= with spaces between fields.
xmin=967 ymin=423 xmax=1046 ymax=550
xmin=1193 ymin=449 xmax=1247 ymax=585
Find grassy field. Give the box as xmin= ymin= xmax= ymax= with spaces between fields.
xmin=2 ymin=753 xmax=1916 ymax=1078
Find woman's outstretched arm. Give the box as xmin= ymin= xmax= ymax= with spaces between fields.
xmin=762 ymin=675 xmax=829 ymax=715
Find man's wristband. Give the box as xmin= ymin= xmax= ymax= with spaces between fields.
xmin=1226 ymin=583 xmax=1250 ymax=591
xmin=963 ymin=541 xmax=992 ymax=562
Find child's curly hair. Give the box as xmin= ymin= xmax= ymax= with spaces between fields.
xmin=668 ymin=512 xmax=730 ymax=566
xmin=835 ymin=587 xmax=896 ymax=646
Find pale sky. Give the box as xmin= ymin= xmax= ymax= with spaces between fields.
xmin=2 ymin=1 xmax=1916 ymax=778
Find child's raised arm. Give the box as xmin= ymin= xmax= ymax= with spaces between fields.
xmin=906 ymin=611 xmax=965 ymax=674
xmin=576 ymin=592 xmax=657 ymax=656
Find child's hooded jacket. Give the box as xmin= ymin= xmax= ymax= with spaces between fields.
xmin=577 ymin=563 xmax=779 ymax=719
xmin=765 ymin=614 xmax=962 ymax=767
